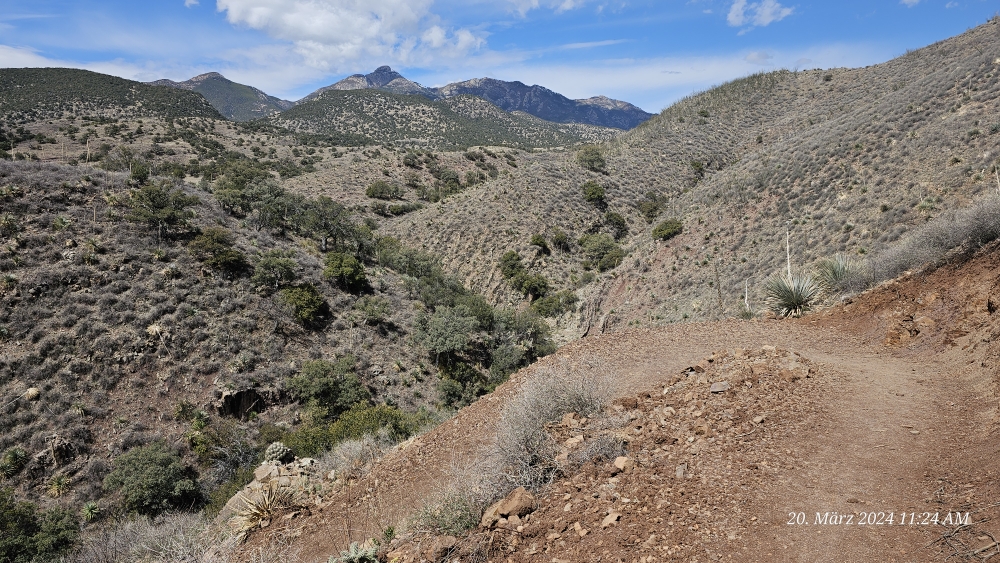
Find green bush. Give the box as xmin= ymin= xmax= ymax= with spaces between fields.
xmin=251 ymin=250 xmax=297 ymax=291
xmin=653 ymin=218 xmax=683 ymax=241
xmin=365 ymin=180 xmax=404 ymax=200
xmin=415 ymin=305 xmax=479 ymax=364
xmin=638 ymin=191 xmax=666 ymax=223
xmin=0 ymin=489 xmax=79 ymax=563
xmin=512 ymin=273 xmax=550 ymax=300
xmin=286 ymin=357 xmax=370 ymax=417
xmin=581 ymin=180 xmax=605 ymax=205
xmin=188 ymin=227 xmax=249 ymax=275
xmin=280 ymin=283 xmax=327 ymax=326
xmin=323 ymin=252 xmax=367 ymax=292
xmin=499 ymin=251 xmax=525 ymax=279
xmin=103 ymin=443 xmax=200 ymax=516
xmin=529 ymin=234 xmax=550 ymax=255
xmin=531 ymin=290 xmax=578 ymax=318
xmin=579 ymin=233 xmax=624 ymax=272
xmin=354 ymin=295 xmax=391 ymax=325
xmin=550 ymin=228 xmax=570 ymax=252
xmin=604 ymin=212 xmax=628 ymax=240
xmin=576 ymin=145 xmax=606 ymax=173
xmin=763 ymin=274 xmax=818 ymax=318
xmin=126 ymin=182 xmax=199 ymax=242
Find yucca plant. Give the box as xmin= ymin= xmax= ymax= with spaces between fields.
xmin=233 ymin=484 xmax=297 ymax=537
xmin=763 ymin=274 xmax=818 ymax=318
xmin=47 ymin=475 xmax=71 ymax=498
xmin=0 ymin=447 xmax=28 ymax=479
xmin=81 ymin=501 xmax=101 ymax=522
xmin=814 ymin=254 xmax=856 ymax=297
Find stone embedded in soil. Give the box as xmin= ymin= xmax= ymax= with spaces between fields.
xmin=613 ymin=456 xmax=635 ymax=474
xmin=710 ymin=381 xmax=731 ymax=393
xmin=602 ymin=512 xmax=622 ymax=528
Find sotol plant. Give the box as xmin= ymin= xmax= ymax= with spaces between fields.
xmin=763 ymin=274 xmax=818 ymax=318
xmin=329 ymin=542 xmax=377 ymax=563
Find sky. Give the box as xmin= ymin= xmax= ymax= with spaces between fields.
xmin=0 ymin=1 xmax=997 ymax=112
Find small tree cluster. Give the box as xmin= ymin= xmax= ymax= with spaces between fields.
xmin=286 ymin=357 xmax=370 ymax=419
xmin=581 ymin=180 xmax=606 ymax=206
xmin=579 ymin=234 xmax=624 ymax=272
xmin=365 ymin=180 xmax=404 ymax=200
xmin=498 ymin=251 xmax=550 ymax=300
xmin=652 ymin=218 xmax=683 ymax=241
xmin=323 ymin=252 xmax=368 ymax=292
xmin=103 ymin=442 xmax=200 ymax=516
xmin=576 ymin=145 xmax=607 ymax=173
xmin=188 ymin=227 xmax=249 ymax=276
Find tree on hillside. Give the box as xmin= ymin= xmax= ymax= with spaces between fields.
xmin=126 ymin=182 xmax=199 ymax=243
xmin=577 ymin=145 xmax=607 ymax=173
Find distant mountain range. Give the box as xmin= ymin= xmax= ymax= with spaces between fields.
xmin=151 ymin=66 xmax=653 ymax=129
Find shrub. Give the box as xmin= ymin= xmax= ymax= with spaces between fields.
xmin=365 ymin=180 xmax=404 ymax=200
xmin=414 ymin=305 xmax=478 ymax=364
xmin=576 ymin=146 xmax=606 ymax=173
xmin=814 ymin=254 xmax=856 ymax=297
xmin=188 ymin=227 xmax=248 ymax=275
xmin=354 ymin=295 xmax=391 ymax=325
xmin=0 ymin=488 xmax=80 ymax=563
xmin=491 ymin=360 xmax=616 ymax=493
xmin=286 ymin=357 xmax=370 ymax=417
xmin=581 ymin=180 xmax=605 ymax=205
xmin=512 ymin=273 xmax=550 ymax=300
xmin=763 ymin=274 xmax=818 ymax=318
xmin=279 ymin=284 xmax=327 ymax=326
xmin=323 ymin=252 xmax=367 ymax=292
xmin=531 ymin=290 xmax=578 ymax=318
xmin=550 ymin=228 xmax=570 ymax=252
xmin=126 ymin=182 xmax=199 ymax=242
xmin=251 ymin=251 xmax=297 ymax=291
xmin=653 ymin=218 xmax=683 ymax=241
xmin=604 ymin=211 xmax=628 ymax=240
xmin=498 ymin=251 xmax=525 ymax=279
xmin=103 ymin=442 xmax=200 ymax=516
xmin=579 ymin=233 xmax=623 ymax=271
xmin=529 ymin=234 xmax=550 ymax=255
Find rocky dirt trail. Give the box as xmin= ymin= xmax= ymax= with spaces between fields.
xmin=248 ymin=249 xmax=1000 ymax=562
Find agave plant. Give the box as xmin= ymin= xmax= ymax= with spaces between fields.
xmin=763 ymin=274 xmax=818 ymax=318
xmin=814 ymin=254 xmax=856 ymax=297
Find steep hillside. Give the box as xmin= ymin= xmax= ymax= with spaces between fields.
xmin=382 ymin=18 xmax=1000 ymax=335
xmin=0 ymin=68 xmax=222 ymax=121
xmin=150 ymin=72 xmax=294 ymax=121
xmin=270 ymin=89 xmax=618 ymax=149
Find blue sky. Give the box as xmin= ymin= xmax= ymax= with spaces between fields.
xmin=0 ymin=1 xmax=997 ymax=112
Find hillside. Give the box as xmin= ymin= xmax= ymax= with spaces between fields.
xmin=381 ymin=18 xmax=1000 ymax=336
xmin=0 ymin=68 xmax=222 ymax=121
xmin=306 ymin=66 xmax=654 ymax=130
xmin=150 ymin=72 xmax=294 ymax=122
xmin=270 ymin=89 xmax=619 ymax=149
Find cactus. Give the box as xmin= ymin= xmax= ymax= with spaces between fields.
xmin=329 ymin=542 xmax=377 ymax=563
xmin=264 ymin=441 xmax=293 ymax=464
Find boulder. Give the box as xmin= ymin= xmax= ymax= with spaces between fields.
xmin=496 ymin=486 xmax=536 ymax=518
xmin=612 ymin=456 xmax=635 ymax=474
xmin=422 ymin=535 xmax=457 ymax=562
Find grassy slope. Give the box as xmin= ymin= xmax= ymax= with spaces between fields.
xmin=0 ymin=68 xmax=222 ymax=121
xmin=383 ymin=18 xmax=1000 ymax=332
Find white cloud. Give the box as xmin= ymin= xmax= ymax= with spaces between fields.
xmin=501 ymin=0 xmax=592 ymax=16
xmin=744 ymin=50 xmax=773 ymax=65
xmin=185 ymin=0 xmax=199 ymax=7
xmin=727 ymin=0 xmax=793 ymax=29
xmin=945 ymin=1 xmax=958 ymax=6
xmin=900 ymin=0 xmax=919 ymax=6
xmin=214 ymin=0 xmax=485 ymax=71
